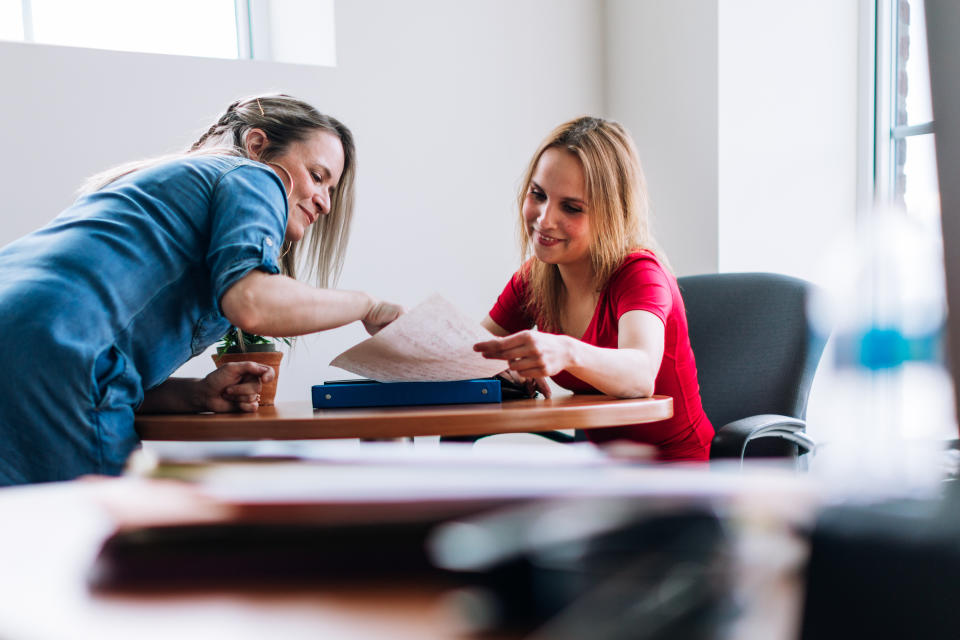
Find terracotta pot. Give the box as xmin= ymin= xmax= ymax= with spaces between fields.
xmin=211 ymin=351 xmax=283 ymax=406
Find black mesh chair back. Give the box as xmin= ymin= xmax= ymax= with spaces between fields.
xmin=678 ymin=273 xmax=826 ymax=460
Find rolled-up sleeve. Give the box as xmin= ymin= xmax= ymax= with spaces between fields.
xmin=205 ymin=165 xmax=287 ymax=306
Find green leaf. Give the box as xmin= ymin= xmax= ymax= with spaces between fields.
xmin=216 ymin=327 xmax=291 ymax=353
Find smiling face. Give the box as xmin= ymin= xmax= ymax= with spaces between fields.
xmin=255 ymin=129 xmax=346 ymax=243
xmin=522 ymin=147 xmax=592 ymax=269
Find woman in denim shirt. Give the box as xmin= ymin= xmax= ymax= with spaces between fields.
xmin=0 ymin=95 xmax=401 ymax=485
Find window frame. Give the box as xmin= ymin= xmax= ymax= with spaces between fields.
xmin=874 ymin=0 xmax=937 ymax=208
xmin=233 ymin=0 xmax=271 ymax=61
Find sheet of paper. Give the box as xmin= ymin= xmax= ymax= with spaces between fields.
xmin=329 ymin=293 xmax=508 ymax=382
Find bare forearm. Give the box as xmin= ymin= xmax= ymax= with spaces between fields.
xmin=222 ymin=271 xmax=374 ymax=337
xmin=138 ymin=378 xmax=204 ymax=414
xmin=563 ymin=338 xmax=657 ymax=398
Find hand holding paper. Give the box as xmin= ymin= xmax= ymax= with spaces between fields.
xmin=330 ymin=294 xmax=508 ymax=382
xmin=362 ymin=299 xmax=405 ymax=335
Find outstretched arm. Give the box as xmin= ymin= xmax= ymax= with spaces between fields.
xmin=474 ymin=310 xmax=665 ymax=398
xmin=221 ymin=270 xmax=403 ymax=337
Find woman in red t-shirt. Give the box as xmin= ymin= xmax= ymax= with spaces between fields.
xmin=473 ymin=117 xmax=713 ymax=461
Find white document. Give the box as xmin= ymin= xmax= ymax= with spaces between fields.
xmin=329 ymin=293 xmax=509 ymax=382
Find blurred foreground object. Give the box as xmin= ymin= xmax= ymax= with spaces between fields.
xmin=809 ymin=207 xmax=955 ymax=499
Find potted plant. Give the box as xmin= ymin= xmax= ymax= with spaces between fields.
xmin=211 ymin=328 xmax=290 ymax=406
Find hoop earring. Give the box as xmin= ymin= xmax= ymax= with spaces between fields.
xmin=266 ymin=162 xmax=294 ymax=199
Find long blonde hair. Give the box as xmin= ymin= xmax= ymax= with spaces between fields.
xmin=518 ymin=116 xmax=665 ymax=331
xmin=81 ymin=94 xmax=356 ymax=288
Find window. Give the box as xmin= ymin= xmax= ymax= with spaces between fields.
xmin=868 ymin=0 xmax=954 ymax=444
xmin=4 ymin=0 xmax=238 ymax=59
xmin=876 ymin=0 xmax=939 ymax=232
xmin=0 ymin=1 xmax=23 ymax=41
xmin=0 ymin=0 xmax=334 ymax=66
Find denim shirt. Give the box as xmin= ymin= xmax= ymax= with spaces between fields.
xmin=0 ymin=155 xmax=287 ymax=483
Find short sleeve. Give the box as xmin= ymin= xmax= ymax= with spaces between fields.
xmin=611 ymin=255 xmax=673 ymax=324
xmin=489 ymin=270 xmax=536 ymax=333
xmin=205 ymin=164 xmax=287 ymax=306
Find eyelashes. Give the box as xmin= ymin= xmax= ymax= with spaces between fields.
xmin=528 ymin=187 xmax=583 ymax=214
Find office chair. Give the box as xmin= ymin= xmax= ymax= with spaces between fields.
xmin=680 ymin=272 xmax=825 ymax=464
xmin=446 ymin=273 xmax=826 ymax=465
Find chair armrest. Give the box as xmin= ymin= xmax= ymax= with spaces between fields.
xmin=711 ymin=414 xmax=815 ymax=461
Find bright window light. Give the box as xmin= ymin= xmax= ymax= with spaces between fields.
xmin=890 ymin=0 xmax=939 ymax=228
xmin=902 ymin=132 xmax=941 ymax=232
xmin=27 ymin=0 xmax=238 ymax=59
xmin=0 ymin=0 xmax=24 ymax=41
xmin=1 ymin=0 xmax=336 ymax=66
xmin=901 ymin=0 xmax=933 ymax=126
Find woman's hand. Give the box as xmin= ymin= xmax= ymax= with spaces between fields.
xmin=474 ymin=330 xmax=573 ymax=389
xmin=199 ymin=362 xmax=275 ymax=413
xmin=362 ymin=299 xmax=405 ymax=335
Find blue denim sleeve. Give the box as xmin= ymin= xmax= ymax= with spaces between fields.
xmin=206 ymin=164 xmax=287 ymax=308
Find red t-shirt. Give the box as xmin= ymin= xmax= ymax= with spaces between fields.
xmin=489 ymin=251 xmax=714 ymax=461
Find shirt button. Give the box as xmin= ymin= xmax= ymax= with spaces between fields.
xmin=265 ymin=237 xmax=274 ymax=247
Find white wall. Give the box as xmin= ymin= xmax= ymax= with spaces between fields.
xmin=605 ymin=0 xmax=720 ymax=277
xmin=0 ymin=0 xmax=604 ymax=402
xmin=265 ymin=0 xmax=337 ymax=66
xmin=717 ymin=0 xmax=860 ymax=282
xmin=605 ymin=0 xmax=860 ymax=281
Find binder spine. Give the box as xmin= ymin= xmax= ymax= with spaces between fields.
xmin=312 ymin=379 xmax=502 ymax=409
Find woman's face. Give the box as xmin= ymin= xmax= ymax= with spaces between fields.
xmin=523 ymin=147 xmax=592 ymax=268
xmin=268 ymin=129 xmax=345 ymax=243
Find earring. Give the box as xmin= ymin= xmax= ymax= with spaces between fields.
xmin=266 ymin=162 xmax=294 ymax=199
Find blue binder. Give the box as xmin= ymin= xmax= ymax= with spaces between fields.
xmin=312 ymin=378 xmax=502 ymax=409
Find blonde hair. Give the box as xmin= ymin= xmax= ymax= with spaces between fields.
xmin=518 ymin=116 xmax=665 ymax=331
xmin=80 ymin=94 xmax=356 ymax=289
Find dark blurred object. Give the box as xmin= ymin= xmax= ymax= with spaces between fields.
xmin=87 ymin=477 xmax=529 ymax=592
xmin=429 ymin=497 xmax=736 ymax=639
xmin=495 ymin=374 xmax=540 ymax=400
xmin=800 ymin=484 xmax=960 ymax=639
xmin=89 ymin=520 xmax=444 ymax=590
xmin=679 ymin=273 xmax=825 ymax=464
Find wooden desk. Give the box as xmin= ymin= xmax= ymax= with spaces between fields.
xmin=135 ymin=394 xmax=673 ymax=441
